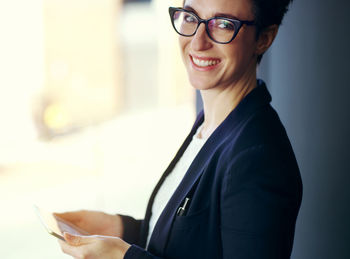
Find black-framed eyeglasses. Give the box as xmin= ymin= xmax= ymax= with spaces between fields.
xmin=169 ymin=7 xmax=255 ymax=44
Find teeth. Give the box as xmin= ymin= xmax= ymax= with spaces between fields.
xmin=192 ymin=57 xmax=219 ymax=67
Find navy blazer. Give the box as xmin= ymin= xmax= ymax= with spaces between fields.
xmin=121 ymin=80 xmax=303 ymax=259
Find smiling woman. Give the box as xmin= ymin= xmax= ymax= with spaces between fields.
xmin=57 ymin=0 xmax=302 ymax=258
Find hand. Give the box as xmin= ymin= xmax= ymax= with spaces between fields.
xmin=59 ymin=232 xmax=131 ymax=259
xmin=54 ymin=210 xmax=124 ymax=238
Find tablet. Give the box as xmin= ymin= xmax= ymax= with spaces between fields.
xmin=34 ymin=205 xmax=89 ymax=241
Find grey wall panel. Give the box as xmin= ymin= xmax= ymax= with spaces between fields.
xmin=265 ymin=0 xmax=350 ymax=258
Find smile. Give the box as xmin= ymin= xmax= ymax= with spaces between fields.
xmin=190 ymin=55 xmax=221 ymax=69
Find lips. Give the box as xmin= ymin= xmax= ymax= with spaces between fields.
xmin=190 ymin=55 xmax=221 ymax=70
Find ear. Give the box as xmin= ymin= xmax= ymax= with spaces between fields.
xmin=255 ymin=25 xmax=279 ymax=56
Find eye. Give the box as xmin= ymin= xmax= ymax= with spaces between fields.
xmin=184 ymin=14 xmax=196 ymax=23
xmin=217 ymin=20 xmax=235 ymax=30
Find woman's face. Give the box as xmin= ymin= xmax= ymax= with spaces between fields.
xmin=180 ymin=0 xmax=258 ymax=91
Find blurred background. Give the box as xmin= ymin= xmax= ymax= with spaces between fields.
xmin=0 ymin=0 xmax=195 ymax=258
xmin=1 ymin=0 xmax=349 ymax=258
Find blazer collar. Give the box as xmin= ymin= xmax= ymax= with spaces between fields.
xmin=147 ymin=79 xmax=271 ymax=254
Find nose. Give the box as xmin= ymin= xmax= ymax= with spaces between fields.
xmin=191 ymin=23 xmax=212 ymax=51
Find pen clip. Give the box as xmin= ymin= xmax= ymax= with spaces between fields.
xmin=177 ymin=197 xmax=191 ymax=216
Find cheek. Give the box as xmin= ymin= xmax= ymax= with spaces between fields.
xmin=221 ymin=40 xmax=256 ymax=78
xmin=226 ymin=35 xmax=257 ymax=65
xmin=179 ymin=37 xmax=190 ymax=60
xmin=179 ymin=37 xmax=186 ymax=53
xmin=240 ymin=30 xmax=258 ymax=57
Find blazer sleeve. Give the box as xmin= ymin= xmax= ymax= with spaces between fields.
xmin=220 ymin=145 xmax=302 ymax=259
xmin=119 ymin=214 xmax=143 ymax=245
xmin=124 ymin=245 xmax=164 ymax=259
xmin=120 ymin=217 xmax=167 ymax=259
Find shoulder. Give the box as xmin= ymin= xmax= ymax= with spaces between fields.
xmin=217 ymin=104 xmax=292 ymax=158
xmin=215 ymin=104 xmax=301 ymax=190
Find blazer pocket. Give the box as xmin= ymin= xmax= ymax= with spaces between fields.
xmin=172 ymin=205 xmax=210 ymax=230
xmin=166 ymin=206 xmax=214 ymax=259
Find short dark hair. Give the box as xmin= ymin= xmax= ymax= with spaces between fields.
xmin=251 ymin=0 xmax=294 ymax=63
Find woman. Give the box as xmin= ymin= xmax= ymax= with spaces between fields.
xmin=57 ymin=0 xmax=302 ymax=258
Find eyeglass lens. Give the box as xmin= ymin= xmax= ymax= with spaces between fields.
xmin=172 ymin=10 xmax=237 ymax=43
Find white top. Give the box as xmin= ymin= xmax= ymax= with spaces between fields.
xmin=146 ymin=125 xmax=207 ymax=248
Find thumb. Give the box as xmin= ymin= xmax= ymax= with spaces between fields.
xmin=64 ymin=232 xmax=91 ymax=246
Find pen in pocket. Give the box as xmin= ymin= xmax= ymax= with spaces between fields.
xmin=177 ymin=197 xmax=191 ymax=216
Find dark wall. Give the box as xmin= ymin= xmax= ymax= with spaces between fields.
xmin=261 ymin=0 xmax=350 ymax=258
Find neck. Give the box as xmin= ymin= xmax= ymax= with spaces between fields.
xmin=198 ymin=70 xmax=257 ymax=139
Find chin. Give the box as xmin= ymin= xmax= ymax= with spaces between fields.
xmin=186 ymin=66 xmax=222 ymax=90
xmin=189 ymin=77 xmax=216 ymax=91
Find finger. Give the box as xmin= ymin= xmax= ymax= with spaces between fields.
xmin=64 ymin=232 xmax=97 ymax=246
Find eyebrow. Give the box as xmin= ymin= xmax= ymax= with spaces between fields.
xmin=183 ymin=5 xmax=239 ymax=20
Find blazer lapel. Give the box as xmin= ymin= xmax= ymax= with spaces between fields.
xmin=139 ymin=112 xmax=205 ymax=247
xmin=147 ymin=114 xmax=215 ymax=254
